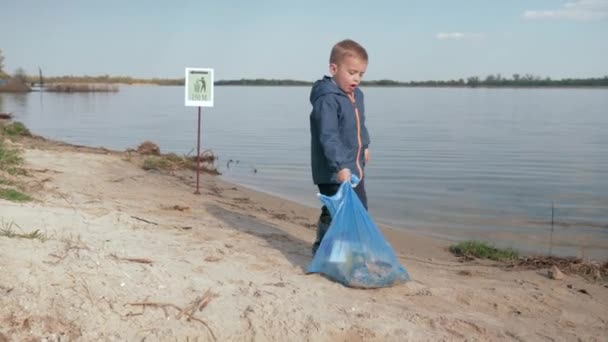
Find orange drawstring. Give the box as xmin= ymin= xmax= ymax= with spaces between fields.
xmin=347 ymin=93 xmax=363 ymax=180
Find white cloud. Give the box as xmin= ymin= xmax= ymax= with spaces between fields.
xmin=435 ymin=32 xmax=485 ymax=40
xmin=523 ymin=0 xmax=608 ymax=21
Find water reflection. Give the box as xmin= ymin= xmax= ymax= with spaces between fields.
xmin=10 ymin=93 xmax=28 ymax=111
xmin=0 ymin=86 xmax=606 ymax=259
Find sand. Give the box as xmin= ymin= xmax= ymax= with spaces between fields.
xmin=0 ymin=137 xmax=606 ymax=341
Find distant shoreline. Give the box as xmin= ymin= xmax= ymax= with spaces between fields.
xmin=18 ymin=75 xmax=608 ymax=89
xmin=213 ymin=84 xmax=608 ymax=89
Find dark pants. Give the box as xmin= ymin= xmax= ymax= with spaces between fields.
xmin=312 ymin=178 xmax=368 ymax=255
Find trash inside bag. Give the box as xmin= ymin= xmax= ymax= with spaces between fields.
xmin=307 ymin=176 xmax=411 ymax=288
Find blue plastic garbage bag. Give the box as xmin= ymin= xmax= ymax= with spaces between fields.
xmin=307 ymin=176 xmax=411 ymax=288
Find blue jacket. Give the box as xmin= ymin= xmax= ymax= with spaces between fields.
xmin=309 ymin=76 xmax=371 ymax=185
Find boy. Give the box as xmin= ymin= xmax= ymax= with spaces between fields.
xmin=309 ymin=39 xmax=371 ymax=255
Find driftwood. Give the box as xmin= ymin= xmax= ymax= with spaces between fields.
xmin=130 ymin=216 xmax=158 ymax=225
xmin=0 ymin=112 xmax=13 ymax=119
xmin=514 ymin=256 xmax=607 ymax=281
xmin=127 ymin=290 xmax=218 ymax=341
xmin=109 ymin=253 xmax=153 ymax=264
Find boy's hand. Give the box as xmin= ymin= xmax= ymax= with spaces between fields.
xmin=364 ymin=149 xmax=370 ymax=163
xmin=337 ymin=168 xmax=351 ymax=183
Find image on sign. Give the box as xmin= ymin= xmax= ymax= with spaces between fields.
xmin=188 ymin=70 xmax=211 ymax=102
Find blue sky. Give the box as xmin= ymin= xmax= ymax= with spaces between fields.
xmin=1 ymin=0 xmax=607 ymax=81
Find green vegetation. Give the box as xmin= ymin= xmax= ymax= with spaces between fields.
xmin=0 ymin=220 xmax=46 ymax=241
xmin=3 ymin=121 xmax=31 ymax=138
xmin=0 ymin=188 xmax=31 ymax=202
xmin=0 ymin=140 xmax=23 ymax=175
xmin=0 ymin=121 xmax=31 ymax=202
xmin=450 ymin=240 xmax=519 ymax=261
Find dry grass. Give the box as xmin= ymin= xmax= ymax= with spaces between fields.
xmin=0 ymin=220 xmax=47 ymax=241
xmin=514 ymin=256 xmax=608 ymax=282
xmin=141 ymin=149 xmax=220 ymax=175
xmin=46 ymin=83 xmax=119 ymax=92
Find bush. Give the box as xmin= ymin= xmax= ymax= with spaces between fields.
xmin=0 ymin=188 xmax=31 ymax=202
xmin=450 ymin=240 xmax=519 ymax=261
xmin=3 ymin=121 xmax=31 ymax=137
xmin=0 ymin=141 xmax=23 ymax=175
xmin=137 ymin=141 xmax=161 ymax=155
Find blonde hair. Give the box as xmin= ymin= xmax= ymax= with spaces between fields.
xmin=329 ymin=39 xmax=368 ymax=64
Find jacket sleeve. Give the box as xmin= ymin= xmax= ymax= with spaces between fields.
xmin=312 ymin=95 xmax=347 ymax=172
xmin=362 ymin=125 xmax=371 ymax=150
xmin=358 ymin=90 xmax=370 ymax=149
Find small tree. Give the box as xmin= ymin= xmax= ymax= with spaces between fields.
xmin=0 ymin=49 xmax=6 ymax=78
xmin=14 ymin=68 xmax=27 ymax=84
xmin=467 ymin=76 xmax=480 ymax=87
xmin=512 ymin=73 xmax=520 ymax=82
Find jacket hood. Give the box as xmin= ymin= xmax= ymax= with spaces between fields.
xmin=310 ymin=76 xmax=343 ymax=104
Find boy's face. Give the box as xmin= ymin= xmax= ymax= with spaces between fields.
xmin=330 ymin=55 xmax=367 ymax=94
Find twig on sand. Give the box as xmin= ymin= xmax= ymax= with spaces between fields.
xmin=127 ymin=290 xmax=218 ymax=341
xmin=29 ymin=168 xmax=51 ymax=173
xmin=109 ymin=253 xmax=153 ymax=264
xmin=176 ymin=290 xmax=219 ymax=340
xmin=56 ymin=191 xmax=77 ymax=212
xmin=45 ymin=236 xmax=90 ymax=265
xmin=130 ymin=216 xmax=158 ymax=225
xmin=0 ymin=284 xmax=14 ymax=294
xmin=177 ymin=289 xmax=217 ymax=320
xmin=80 ymin=278 xmax=96 ymax=306
xmin=127 ymin=302 xmax=182 ymax=318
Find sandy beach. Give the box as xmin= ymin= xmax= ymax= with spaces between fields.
xmin=1 ymin=133 xmax=607 ymax=341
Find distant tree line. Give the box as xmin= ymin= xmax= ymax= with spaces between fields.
xmin=363 ymin=74 xmax=608 ymax=87
xmin=13 ymin=73 xmax=608 ymax=88
xmin=24 ymin=74 xmax=183 ymax=86
xmin=214 ymin=79 xmax=310 ymax=86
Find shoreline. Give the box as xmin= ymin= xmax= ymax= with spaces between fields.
xmin=1 ymin=131 xmax=607 ymax=340
xmin=219 ymin=170 xmax=608 ymax=261
xmin=8 ymin=131 xmax=457 ymax=261
xmin=9 ymin=130 xmax=608 ymax=261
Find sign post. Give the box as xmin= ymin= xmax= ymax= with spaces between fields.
xmin=185 ymin=67 xmax=214 ymax=194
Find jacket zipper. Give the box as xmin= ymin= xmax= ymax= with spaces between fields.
xmin=347 ymin=93 xmax=364 ymax=180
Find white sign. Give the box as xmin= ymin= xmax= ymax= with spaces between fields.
xmin=185 ymin=68 xmax=214 ymax=107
